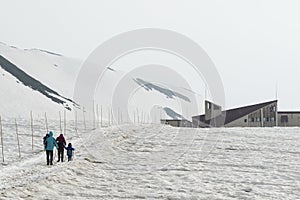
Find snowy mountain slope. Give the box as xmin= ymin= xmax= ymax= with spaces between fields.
xmin=0 ymin=43 xmax=81 ymax=118
xmin=0 ymin=55 xmax=75 ymax=110
xmin=0 ymin=42 xmax=79 ymax=97
xmin=0 ymin=42 xmax=200 ymax=121
xmin=94 ymin=67 xmax=203 ymax=123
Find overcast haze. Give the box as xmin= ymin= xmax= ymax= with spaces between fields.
xmin=1 ymin=0 xmax=299 ymax=110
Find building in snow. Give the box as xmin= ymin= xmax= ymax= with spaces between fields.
xmin=160 ymin=119 xmax=193 ymax=128
xmin=277 ymin=111 xmax=300 ymax=127
xmin=192 ymin=100 xmax=278 ymax=128
xmin=161 ymin=100 xmax=300 ymax=128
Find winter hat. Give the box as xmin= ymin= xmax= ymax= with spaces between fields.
xmin=49 ymin=131 xmax=53 ymax=137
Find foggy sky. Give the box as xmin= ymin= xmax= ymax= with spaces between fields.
xmin=1 ymin=0 xmax=299 ymax=110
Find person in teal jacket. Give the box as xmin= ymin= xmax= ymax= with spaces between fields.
xmin=45 ymin=131 xmax=58 ymax=165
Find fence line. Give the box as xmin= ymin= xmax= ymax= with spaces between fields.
xmin=0 ymin=107 xmax=160 ymax=163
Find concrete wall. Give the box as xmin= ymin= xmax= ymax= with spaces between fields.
xmin=278 ymin=113 xmax=300 ymax=127
xmin=205 ymin=101 xmax=222 ymax=121
xmin=161 ymin=120 xmax=192 ymax=127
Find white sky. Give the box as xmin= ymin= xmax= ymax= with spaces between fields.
xmin=1 ymin=0 xmax=299 ymax=110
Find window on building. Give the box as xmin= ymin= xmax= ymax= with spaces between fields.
xmin=270 ymin=106 xmax=276 ymax=112
xmin=271 ymin=117 xmax=275 ymax=122
xmin=213 ymin=105 xmax=220 ymax=110
xmin=207 ymin=103 xmax=211 ymax=109
xmin=281 ymin=115 xmax=288 ymax=123
xmin=256 ymin=117 xmax=261 ymax=122
xmin=244 ymin=119 xmax=247 ymax=123
xmin=264 ymin=117 xmax=270 ymax=122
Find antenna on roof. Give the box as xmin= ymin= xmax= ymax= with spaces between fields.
xmin=275 ymin=83 xmax=278 ymax=100
xmin=205 ymin=83 xmax=207 ymax=100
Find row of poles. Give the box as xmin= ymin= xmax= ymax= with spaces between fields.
xmin=0 ymin=110 xmax=68 ymax=163
xmin=0 ymin=116 xmax=20 ymax=163
xmin=88 ymin=105 xmax=162 ymax=129
xmin=0 ymin=105 xmax=164 ymax=163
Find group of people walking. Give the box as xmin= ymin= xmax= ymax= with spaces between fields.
xmin=43 ymin=131 xmax=75 ymax=165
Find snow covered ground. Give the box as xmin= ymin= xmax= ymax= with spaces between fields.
xmin=1 ymin=123 xmax=300 ymax=199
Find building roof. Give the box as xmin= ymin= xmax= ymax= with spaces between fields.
xmin=193 ymin=100 xmax=277 ymax=127
xmin=278 ymin=111 xmax=300 ymax=114
xmin=161 ymin=119 xmax=192 ymax=122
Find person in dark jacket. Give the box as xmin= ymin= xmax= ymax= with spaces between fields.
xmin=43 ymin=133 xmax=49 ymax=150
xmin=64 ymin=143 xmax=75 ymax=162
xmin=45 ymin=131 xmax=58 ymax=165
xmin=56 ymin=134 xmax=66 ymax=162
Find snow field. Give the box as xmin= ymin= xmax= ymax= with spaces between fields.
xmin=0 ymin=123 xmax=300 ymax=199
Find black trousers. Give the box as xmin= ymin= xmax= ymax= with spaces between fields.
xmin=57 ymin=148 xmax=64 ymax=162
xmin=68 ymin=156 xmax=72 ymax=162
xmin=46 ymin=150 xmax=53 ymax=165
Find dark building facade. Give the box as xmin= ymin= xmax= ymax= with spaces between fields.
xmin=192 ymin=100 xmax=278 ymax=128
xmin=160 ymin=119 xmax=193 ymax=128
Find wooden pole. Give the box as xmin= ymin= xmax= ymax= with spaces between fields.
xmin=45 ymin=112 xmax=48 ymax=134
xmin=15 ymin=119 xmax=21 ymax=158
xmin=134 ymin=111 xmax=136 ymax=124
xmin=137 ymin=108 xmax=139 ymax=124
xmin=83 ymin=106 xmax=86 ymax=131
xmin=100 ymin=105 xmax=103 ymax=127
xmin=0 ymin=116 xmax=4 ymax=163
xmin=64 ymin=109 xmax=66 ymax=136
xmin=30 ymin=111 xmax=34 ymax=150
xmin=107 ymin=107 xmax=110 ymax=126
xmin=117 ymin=107 xmax=120 ymax=124
xmin=111 ymin=108 xmax=114 ymax=125
xmin=121 ymin=110 xmax=123 ymax=124
xmin=141 ymin=111 xmax=144 ymax=124
xmin=75 ymin=110 xmax=78 ymax=136
xmin=96 ymin=104 xmax=99 ymax=128
xmin=59 ymin=111 xmax=62 ymax=135
xmin=160 ymin=108 xmax=162 ymax=121
xmin=93 ymin=101 xmax=96 ymax=128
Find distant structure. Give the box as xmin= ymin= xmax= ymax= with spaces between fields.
xmin=277 ymin=111 xmax=300 ymax=127
xmin=160 ymin=119 xmax=192 ymax=128
xmin=160 ymin=100 xmax=300 ymax=128
xmin=192 ymin=100 xmax=278 ymax=128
